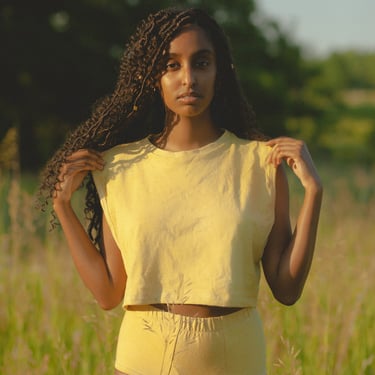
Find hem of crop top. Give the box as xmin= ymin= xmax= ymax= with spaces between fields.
xmin=121 ymin=296 xmax=259 ymax=310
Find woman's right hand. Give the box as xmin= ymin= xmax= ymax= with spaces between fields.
xmin=53 ymin=149 xmax=105 ymax=206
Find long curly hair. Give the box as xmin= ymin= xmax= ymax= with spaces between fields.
xmin=38 ymin=7 xmax=265 ymax=256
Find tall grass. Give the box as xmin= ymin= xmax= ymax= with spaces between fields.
xmin=1 ymin=163 xmax=374 ymax=374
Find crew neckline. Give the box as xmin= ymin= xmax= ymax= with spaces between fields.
xmin=146 ymin=129 xmax=230 ymax=157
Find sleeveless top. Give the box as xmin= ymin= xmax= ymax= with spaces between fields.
xmin=92 ymin=130 xmax=276 ymax=308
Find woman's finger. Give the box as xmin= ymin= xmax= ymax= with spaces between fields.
xmin=53 ymin=149 xmax=105 ymax=202
xmin=266 ymin=138 xmax=306 ymax=165
xmin=66 ymin=148 xmax=103 ymax=161
xmin=267 ymin=137 xmax=321 ymax=189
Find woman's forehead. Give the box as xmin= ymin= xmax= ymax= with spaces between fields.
xmin=167 ymin=25 xmax=214 ymax=55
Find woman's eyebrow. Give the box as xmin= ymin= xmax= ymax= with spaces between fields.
xmin=167 ymin=49 xmax=215 ymax=58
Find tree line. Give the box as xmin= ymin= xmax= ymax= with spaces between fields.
xmin=1 ymin=0 xmax=374 ymax=171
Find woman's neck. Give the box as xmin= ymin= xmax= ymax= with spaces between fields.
xmin=155 ymin=115 xmax=221 ymax=151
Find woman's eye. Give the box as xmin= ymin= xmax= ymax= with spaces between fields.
xmin=195 ymin=59 xmax=210 ymax=68
xmin=166 ymin=61 xmax=179 ymax=70
xmin=165 ymin=58 xmax=211 ymax=71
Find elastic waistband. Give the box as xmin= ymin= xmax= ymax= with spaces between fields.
xmin=126 ymin=306 xmax=256 ymax=332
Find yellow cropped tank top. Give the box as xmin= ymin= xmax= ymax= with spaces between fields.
xmin=92 ymin=130 xmax=276 ymax=308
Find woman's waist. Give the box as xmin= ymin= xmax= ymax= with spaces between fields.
xmin=126 ymin=304 xmax=243 ymax=318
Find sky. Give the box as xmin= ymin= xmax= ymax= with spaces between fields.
xmin=257 ymin=0 xmax=375 ymax=57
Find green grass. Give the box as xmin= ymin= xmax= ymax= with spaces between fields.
xmin=0 ymin=163 xmax=374 ymax=374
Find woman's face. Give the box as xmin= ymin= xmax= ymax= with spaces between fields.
xmin=159 ymin=25 xmax=216 ymax=121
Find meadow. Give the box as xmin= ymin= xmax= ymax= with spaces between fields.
xmin=0 ymin=162 xmax=374 ymax=375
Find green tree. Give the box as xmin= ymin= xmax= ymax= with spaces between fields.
xmin=318 ymin=51 xmax=375 ymax=90
xmin=284 ymin=49 xmax=375 ymax=162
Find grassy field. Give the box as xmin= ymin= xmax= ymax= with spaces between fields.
xmin=1 ymin=162 xmax=374 ymax=375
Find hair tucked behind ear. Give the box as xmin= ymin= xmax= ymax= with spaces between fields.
xmin=37 ymin=7 xmax=264 ymax=256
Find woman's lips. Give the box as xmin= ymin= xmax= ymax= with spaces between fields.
xmin=177 ymin=92 xmax=201 ymax=104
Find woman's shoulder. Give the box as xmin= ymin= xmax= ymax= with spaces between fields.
xmin=226 ymin=132 xmax=273 ymax=176
xmin=93 ymin=136 xmax=153 ymax=186
xmin=101 ymin=136 xmax=152 ymax=162
xmin=227 ymin=131 xmax=270 ymax=154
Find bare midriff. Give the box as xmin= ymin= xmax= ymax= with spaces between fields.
xmin=127 ymin=304 xmax=242 ymax=318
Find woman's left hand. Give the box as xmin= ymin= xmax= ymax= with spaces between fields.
xmin=266 ymin=137 xmax=322 ymax=192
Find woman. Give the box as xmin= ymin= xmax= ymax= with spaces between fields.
xmin=39 ymin=7 xmax=322 ymax=374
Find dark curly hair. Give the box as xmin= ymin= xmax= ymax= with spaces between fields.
xmin=38 ymin=7 xmax=265 ymax=256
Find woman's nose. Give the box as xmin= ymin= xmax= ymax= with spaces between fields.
xmin=181 ymin=65 xmax=197 ymax=87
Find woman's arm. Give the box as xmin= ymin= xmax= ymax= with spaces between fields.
xmin=53 ymin=149 xmax=126 ymax=310
xmin=262 ymin=138 xmax=323 ymax=305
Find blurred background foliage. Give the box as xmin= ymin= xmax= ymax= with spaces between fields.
xmin=1 ymin=0 xmax=375 ymax=171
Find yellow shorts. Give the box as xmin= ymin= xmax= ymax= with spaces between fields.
xmin=115 ymin=306 xmax=266 ymax=375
